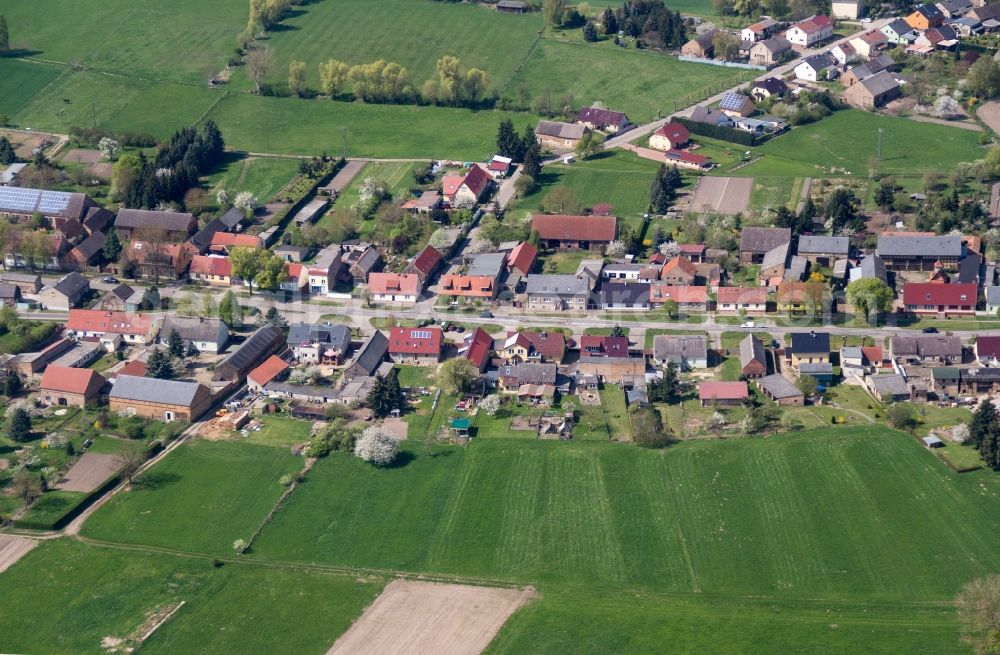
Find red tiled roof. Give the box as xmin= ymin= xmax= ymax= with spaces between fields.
xmin=463 ymin=328 xmax=493 ymax=368
xmin=410 ymin=245 xmax=443 ymax=277
xmin=531 ymin=214 xmax=617 ymax=242
xmin=439 ymin=274 xmax=495 ymax=298
xmin=978 ymin=337 xmax=1000 ymax=359
xmin=650 ymin=284 xmax=707 ymax=304
xmin=653 ymin=121 xmax=690 ymax=145
xmin=861 ymin=345 xmax=884 ymax=365
xmin=661 ymin=255 xmax=697 ymax=278
xmin=579 ymin=335 xmax=630 ymax=357
xmin=248 ymin=355 xmax=289 ymax=387
xmin=795 ymin=14 xmax=832 ymax=33
xmin=118 ymin=360 xmax=147 ymax=378
xmin=461 ymin=164 xmax=492 ymax=198
xmin=679 ymin=244 xmax=705 ymax=255
xmin=902 ymin=282 xmax=977 ymax=306
xmin=40 ymin=365 xmax=105 ymax=396
xmin=442 ymin=175 xmax=464 ymax=197
xmin=717 ymin=286 xmax=767 ymax=304
xmin=190 ymin=255 xmax=232 ymax=277
xmin=856 ymin=29 xmax=887 ymax=44
xmin=210 ymin=232 xmax=261 ymax=249
xmin=67 ymin=310 xmax=153 ymax=336
xmin=698 ymin=381 xmax=749 ymax=401
xmin=389 ymin=326 xmax=443 ymax=355
xmin=506 ymin=330 xmax=567 ymax=359
xmin=508 ymin=241 xmax=537 ymax=275
xmin=666 ymin=149 xmax=710 ymax=165
xmin=576 ymin=107 xmax=628 ymax=129
xmin=368 ymin=272 xmax=420 ymax=296
xmin=286 ymin=262 xmax=304 ymax=278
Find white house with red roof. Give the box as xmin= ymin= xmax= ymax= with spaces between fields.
xmin=649 ymin=122 xmax=690 ymax=151
xmin=903 ymin=282 xmax=977 ymax=316
xmin=279 ymin=262 xmax=308 ymax=293
xmin=575 ymin=107 xmax=630 ymax=133
xmin=190 ymin=255 xmax=232 ymax=286
xmin=67 ymin=309 xmax=157 ymax=347
xmin=784 ymin=15 xmax=833 ymax=46
xmin=459 ymin=327 xmax=494 ymax=372
xmin=367 ymin=272 xmax=421 ymax=304
xmin=388 ymin=326 xmax=443 ymax=364
xmin=487 ymin=155 xmax=513 ymax=179
xmin=507 ymin=241 xmax=538 ymax=277
xmin=441 ymin=164 xmax=493 ymax=208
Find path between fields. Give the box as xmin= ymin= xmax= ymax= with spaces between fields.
xmin=795 ymin=177 xmax=812 ymax=214
xmin=908 ymin=114 xmax=983 ymax=132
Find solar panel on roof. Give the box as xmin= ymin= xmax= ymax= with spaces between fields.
xmin=411 ymin=330 xmax=432 ymax=339
xmin=719 ymin=94 xmax=745 ymax=110
xmin=0 ymin=187 xmax=73 ymax=215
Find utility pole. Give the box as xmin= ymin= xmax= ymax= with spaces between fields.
xmin=92 ymin=101 xmax=97 ymax=129
xmin=876 ymin=127 xmax=883 ymax=162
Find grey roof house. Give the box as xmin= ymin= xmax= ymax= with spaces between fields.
xmin=876 ymin=234 xmax=963 ymax=271
xmin=37 ymin=272 xmax=90 ymax=311
xmin=652 ymin=334 xmax=708 ymax=369
xmin=345 ymin=330 xmax=389 ymax=379
xmin=740 ymin=227 xmax=791 ymax=263
xmin=213 ymin=324 xmax=285 ymax=381
xmin=160 ymin=315 xmax=229 ymax=354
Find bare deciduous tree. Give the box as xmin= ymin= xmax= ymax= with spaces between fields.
xmin=245 ymin=46 xmax=272 ymax=95
xmin=957 ymin=575 xmax=1000 ymax=655
xmin=118 ymin=443 xmax=146 ymax=488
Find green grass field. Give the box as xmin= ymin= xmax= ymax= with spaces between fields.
xmin=262 ymin=0 xmax=543 ymax=91
xmin=204 ymin=154 xmax=301 ymax=204
xmin=515 ymin=150 xmax=660 ymax=218
xmin=2 ymin=0 xmax=246 ymax=83
xmin=0 ymin=59 xmax=62 ymax=116
xmin=743 ymin=110 xmax=985 ymax=177
xmin=506 ymin=39 xmax=748 ymax=121
xmin=81 ymin=440 xmax=302 ymax=554
xmin=0 ymin=539 xmax=382 ymax=655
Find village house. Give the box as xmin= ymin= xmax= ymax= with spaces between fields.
xmin=756 ymin=374 xmax=805 ymax=405
xmin=189 ymin=255 xmax=232 ymax=286
xmin=841 ymin=54 xmax=894 ymax=86
xmin=580 ymin=335 xmax=630 ymax=359
xmin=534 ymin=120 xmax=589 ymax=150
xmin=881 ymin=19 xmax=921 ymax=44
xmin=388 ymin=326 xmax=443 ymax=365
xmin=652 ymin=334 xmax=708 ymax=369
xmin=975 ymin=336 xmax=1000 ymax=365
xmin=459 ymin=328 xmax=493 ymax=372
xmin=681 ymin=29 xmax=717 ymax=58
xmin=37 ymin=272 xmax=89 ymax=311
xmin=404 ymin=245 xmax=444 ymax=287
xmin=986 ymin=287 xmax=1000 ymax=316
xmin=831 ymin=41 xmax=860 ymax=66
xmin=438 ymin=274 xmax=497 ymax=300
xmin=499 ymin=330 xmax=567 ymax=364
xmin=344 ymin=331 xmax=389 ymax=379
xmin=784 ymin=15 xmax=833 ymax=46
xmin=367 ymin=272 xmax=421 ymax=304
xmin=903 ymin=282 xmax=977 ymax=316
xmin=649 ymin=284 xmax=708 ymax=312
xmin=109 ymin=375 xmax=212 ymax=422
xmin=601 ymin=282 xmax=651 ymax=310
xmin=788 ymin=331 xmax=831 ymax=367
xmin=891 ymin=334 xmax=963 ymax=364
xmin=876 ymin=234 xmax=963 ymax=271
xmin=67 ymin=309 xmax=156 ymax=348
xmin=247 ymin=355 xmax=290 ymax=393
xmin=660 ymin=256 xmax=698 ymax=285
xmin=576 ymin=107 xmax=630 ymax=133
xmin=965 ymin=2 xmax=1000 ymax=25
xmin=507 ymin=241 xmax=537 ymax=278
xmin=39 ymin=365 xmax=105 ymax=408
xmin=279 ymin=262 xmax=308 ymax=293
xmin=127 ymin=241 xmax=196 ymax=281
xmin=832 ymin=0 xmax=864 ymax=19
xmin=649 ymin=122 xmax=691 ymax=151
xmin=750 ymin=37 xmax=793 ymax=66
xmin=843 ymin=70 xmax=901 ymax=108
xmin=441 ymin=164 xmax=492 ymax=208
xmin=750 ymin=77 xmax=789 ymax=101
xmin=213 ymin=324 xmax=285 ymax=382
xmin=499 ymin=362 xmax=557 ymax=393
xmin=309 ymin=245 xmax=345 ymax=294
xmin=531 ymin=214 xmax=617 ymax=251
xmin=937 ymin=0 xmax=972 ymax=17
xmin=739 ymin=334 xmax=768 ymax=379
xmin=601 ymin=263 xmax=644 ymax=282
xmin=740 ymin=227 xmax=791 ymax=264
xmin=689 ymin=105 xmax=736 ymax=128
xmin=907 ymin=3 xmax=945 ymax=29
xmin=345 ymin=246 xmax=381 ymax=286
xmin=717 ymin=286 xmax=768 ymax=315
xmin=114 ymin=208 xmax=197 ymax=242
xmin=665 ymin=149 xmax=712 ymax=171
xmin=699 ymin=381 xmax=749 ymax=407
xmin=524 ymin=274 xmax=592 ymax=310
xmin=849 ymin=30 xmax=889 ymax=58
xmin=159 ymin=315 xmax=229 ymax=354
xmin=797 ymin=235 xmax=849 ymax=267
xmin=287 ymin=323 xmax=352 ymax=365
xmin=741 ymin=18 xmax=778 ymax=41
xmin=719 ymin=92 xmax=756 ymax=118
xmin=794 ymin=53 xmax=838 ymax=81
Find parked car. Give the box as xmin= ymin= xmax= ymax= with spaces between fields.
xmin=922 ymin=327 xmax=938 ymax=334
xmin=102 ymin=276 xmax=119 ymax=284
xmin=741 ymin=321 xmax=755 ymax=328
xmin=480 ymin=310 xmax=493 ymax=318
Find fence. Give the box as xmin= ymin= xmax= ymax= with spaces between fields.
xmin=677 ymin=55 xmax=766 ymax=71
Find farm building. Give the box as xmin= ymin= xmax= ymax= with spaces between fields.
xmin=698 ymin=381 xmax=749 ymax=407
xmin=756 ymin=374 xmax=804 ymax=405
xmin=39 ymin=365 xmax=105 ymax=408
xmin=739 ymin=334 xmax=768 ymax=379
xmin=652 ymin=335 xmax=708 ymax=369
xmin=531 ymin=214 xmax=616 ymax=251
xmin=876 ymin=234 xmax=963 ymax=271
xmin=576 ymin=107 xmax=630 ymax=132
xmin=213 ymin=324 xmax=285 ymax=382
xmin=681 ymin=29 xmax=717 ymax=58
xmin=114 ymin=208 xmax=197 ymax=241
xmin=291 ymin=198 xmax=330 ymax=227
xmin=534 ymin=121 xmax=589 ymax=150
xmin=247 ymin=355 xmax=290 ymax=392
xmin=843 ymin=71 xmax=901 ymax=109
xmin=110 ymin=375 xmax=212 ymax=422
xmin=345 ymin=331 xmax=389 ymax=379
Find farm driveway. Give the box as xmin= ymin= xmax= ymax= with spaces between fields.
xmin=326 ymin=579 xmax=534 ymax=655
xmin=55 ymin=453 xmax=122 ymax=493
xmin=0 ymin=535 xmax=36 ymax=574
xmin=977 ymin=102 xmax=1000 ymax=133
xmin=689 ymin=176 xmax=753 ymax=214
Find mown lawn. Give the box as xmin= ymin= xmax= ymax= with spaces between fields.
xmin=514 ymin=150 xmax=661 ymax=218
xmin=81 ymin=440 xmax=302 ymax=554
xmin=203 ymin=154 xmax=301 ymax=205
xmin=507 ymin=39 xmax=747 ymax=121
xmin=0 ymin=539 xmax=382 ymax=655
xmin=744 ymin=110 xmax=984 ymax=177
xmin=251 ymin=426 xmax=1000 ymax=604
xmin=0 ymin=59 xmax=62 ymax=116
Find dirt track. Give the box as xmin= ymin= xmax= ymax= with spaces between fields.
xmin=689 ymin=176 xmax=752 ymax=215
xmin=55 ymin=453 xmax=122 ymax=493
xmin=0 ymin=535 xmax=36 ymax=574
xmin=977 ymin=101 xmax=1000 ymax=133
xmin=326 ymin=580 xmax=534 ymax=655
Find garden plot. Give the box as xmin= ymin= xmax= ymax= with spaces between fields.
xmin=688 ymin=176 xmax=753 ymax=214
xmin=0 ymin=535 xmax=36 ymax=574
xmin=55 ymin=452 xmax=121 ymax=492
xmin=326 ymin=579 xmax=534 ymax=655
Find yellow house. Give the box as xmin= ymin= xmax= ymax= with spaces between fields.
xmin=789 ymin=332 xmax=831 ymax=367
xmin=497 ymin=330 xmax=566 ymax=364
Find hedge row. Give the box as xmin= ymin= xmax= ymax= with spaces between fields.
xmin=674 ymin=117 xmax=758 ymax=147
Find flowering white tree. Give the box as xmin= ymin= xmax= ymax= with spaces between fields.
xmin=951 ymin=424 xmax=970 ymax=443
xmin=45 ymin=433 xmax=67 ymax=450
xmin=98 ymin=137 xmax=121 ymax=161
xmin=934 ymin=95 xmax=962 ymax=119
xmin=41 ymin=466 xmax=60 ymax=485
xmin=288 ymin=366 xmax=321 ymax=385
xmin=234 ymin=191 xmax=261 ymax=217
xmin=605 ymin=240 xmax=628 ymax=259
xmin=658 ymin=241 xmax=681 ymax=258
xmin=216 ymin=189 xmax=230 ymax=206
xmin=358 ymin=177 xmax=389 ymax=204
xmin=480 ymin=394 xmax=502 ymax=417
xmin=354 ymin=426 xmax=399 ymax=466
xmin=709 ymin=412 xmax=727 ymax=430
